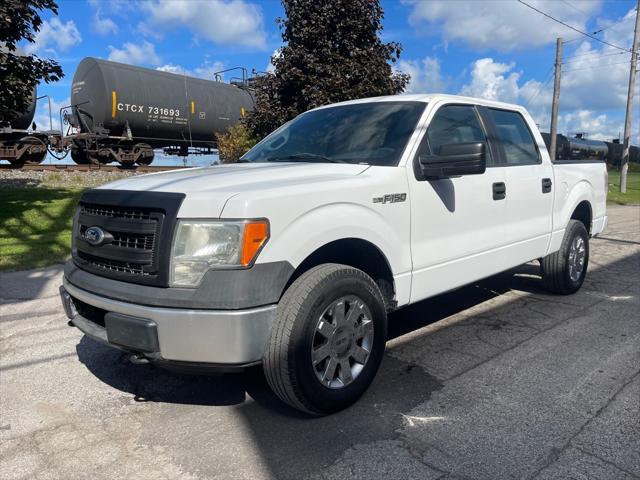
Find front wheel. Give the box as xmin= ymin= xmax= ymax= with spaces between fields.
xmin=263 ymin=264 xmax=387 ymax=415
xmin=541 ymin=220 xmax=589 ymax=294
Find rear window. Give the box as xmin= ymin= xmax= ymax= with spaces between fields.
xmin=488 ymin=109 xmax=540 ymax=165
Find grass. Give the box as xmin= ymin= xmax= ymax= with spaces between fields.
xmin=0 ymin=187 xmax=84 ymax=271
xmin=607 ymin=165 xmax=640 ymax=205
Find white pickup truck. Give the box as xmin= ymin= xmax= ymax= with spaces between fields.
xmin=60 ymin=94 xmax=607 ymax=414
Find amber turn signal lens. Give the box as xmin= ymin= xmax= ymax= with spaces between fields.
xmin=241 ymin=221 xmax=269 ymax=266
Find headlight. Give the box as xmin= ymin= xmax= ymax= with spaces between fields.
xmin=170 ymin=219 xmax=269 ymax=287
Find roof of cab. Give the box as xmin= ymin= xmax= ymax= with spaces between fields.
xmin=313 ymin=93 xmax=528 ymax=113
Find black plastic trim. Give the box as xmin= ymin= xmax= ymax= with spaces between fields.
xmin=64 ymin=260 xmax=294 ymax=310
xmin=553 ymin=159 xmax=606 ymax=164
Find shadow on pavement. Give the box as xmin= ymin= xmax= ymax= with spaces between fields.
xmin=74 ymin=249 xmax=639 ymax=479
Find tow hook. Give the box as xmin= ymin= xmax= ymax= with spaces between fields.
xmin=129 ymin=353 xmax=150 ymax=365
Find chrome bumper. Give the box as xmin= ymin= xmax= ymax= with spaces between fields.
xmin=62 ymin=277 xmax=276 ymax=365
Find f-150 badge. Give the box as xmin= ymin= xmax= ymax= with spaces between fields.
xmin=373 ymin=193 xmax=407 ymax=204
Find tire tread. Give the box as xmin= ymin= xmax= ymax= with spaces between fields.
xmin=263 ymin=263 xmax=385 ymax=414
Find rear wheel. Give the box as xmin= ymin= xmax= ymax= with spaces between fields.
xmin=541 ymin=220 xmax=589 ymax=294
xmin=263 ymin=264 xmax=387 ymax=415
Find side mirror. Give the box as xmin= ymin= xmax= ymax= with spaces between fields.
xmin=419 ymin=142 xmax=487 ymax=180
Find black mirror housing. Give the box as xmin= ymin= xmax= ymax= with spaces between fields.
xmin=419 ymin=142 xmax=487 ymax=180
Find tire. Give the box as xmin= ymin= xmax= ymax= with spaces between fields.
xmin=263 ymin=263 xmax=388 ymax=415
xmin=541 ymin=220 xmax=589 ymax=294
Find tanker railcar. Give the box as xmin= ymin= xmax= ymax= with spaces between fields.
xmin=0 ymin=89 xmax=50 ymax=166
xmin=542 ymin=133 xmax=639 ymax=164
xmin=66 ymin=57 xmax=254 ymax=166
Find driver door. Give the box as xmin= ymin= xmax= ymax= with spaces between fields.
xmin=408 ymin=103 xmax=507 ymax=303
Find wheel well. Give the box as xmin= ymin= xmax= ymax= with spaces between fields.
xmin=287 ymin=238 xmax=396 ymax=310
xmin=571 ymin=201 xmax=592 ymax=234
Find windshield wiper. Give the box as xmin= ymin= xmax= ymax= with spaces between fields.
xmin=266 ymin=153 xmax=347 ymax=163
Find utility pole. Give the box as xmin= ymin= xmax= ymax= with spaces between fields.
xmin=549 ymin=37 xmax=563 ymax=161
xmin=620 ymin=0 xmax=640 ymax=193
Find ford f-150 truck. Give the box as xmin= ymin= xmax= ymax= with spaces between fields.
xmin=60 ymin=94 xmax=607 ymax=414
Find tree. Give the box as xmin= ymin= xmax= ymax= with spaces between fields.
xmin=0 ymin=0 xmax=64 ymax=126
xmin=216 ymin=122 xmax=257 ymax=163
xmin=246 ymin=0 xmax=410 ymax=139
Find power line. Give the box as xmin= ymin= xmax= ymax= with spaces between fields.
xmin=523 ymin=65 xmax=555 ymax=107
xmin=558 ymin=0 xmax=592 ymax=17
xmin=516 ymin=0 xmax=632 ymax=52
xmin=562 ymin=60 xmax=631 ymax=72
xmin=563 ymin=50 xmax=630 ymax=63
xmin=592 ymin=13 xmax=635 ymax=35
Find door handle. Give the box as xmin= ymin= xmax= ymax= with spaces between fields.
xmin=493 ymin=182 xmax=506 ymax=200
xmin=542 ymin=178 xmax=552 ymax=193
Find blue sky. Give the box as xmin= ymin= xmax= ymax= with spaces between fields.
xmin=24 ymin=0 xmax=639 ymax=165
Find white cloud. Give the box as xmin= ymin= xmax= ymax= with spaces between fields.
xmin=24 ymin=18 xmax=82 ymax=54
xmin=107 ymin=41 xmax=161 ymax=66
xmin=266 ymin=48 xmax=281 ymax=73
xmin=397 ymin=56 xmax=447 ymax=93
xmin=557 ymin=110 xmax=624 ymax=141
xmin=459 ymin=58 xmax=521 ymax=103
xmin=454 ymin=56 xmax=635 ymax=140
xmin=156 ymin=60 xmax=226 ymax=80
xmin=403 ymin=0 xmax=601 ymax=51
xmin=93 ymin=11 xmax=118 ymax=35
xmin=143 ymin=0 xmax=266 ymax=48
xmin=33 ymin=96 xmax=69 ymax=132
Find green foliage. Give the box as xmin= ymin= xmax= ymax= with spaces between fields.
xmin=246 ymin=0 xmax=410 ymax=139
xmin=216 ymin=122 xmax=258 ymax=163
xmin=0 ymin=0 xmax=64 ymax=126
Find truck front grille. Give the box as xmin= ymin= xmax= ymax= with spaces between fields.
xmin=72 ymin=190 xmax=185 ymax=287
xmin=77 ymin=251 xmax=150 ymax=276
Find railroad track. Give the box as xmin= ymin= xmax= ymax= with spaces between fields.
xmin=0 ymin=164 xmax=191 ymax=173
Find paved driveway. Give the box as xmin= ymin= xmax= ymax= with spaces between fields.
xmin=1 ymin=205 xmax=638 ymax=480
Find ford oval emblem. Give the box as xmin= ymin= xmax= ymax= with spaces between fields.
xmin=84 ymin=226 xmax=105 ymax=246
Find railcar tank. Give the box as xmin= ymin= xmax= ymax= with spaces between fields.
xmin=67 ymin=57 xmax=254 ymax=165
xmin=0 ymin=89 xmax=49 ymax=166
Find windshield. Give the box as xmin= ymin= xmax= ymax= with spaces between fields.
xmin=241 ymin=101 xmax=426 ymax=166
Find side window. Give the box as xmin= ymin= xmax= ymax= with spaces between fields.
xmin=418 ymin=105 xmax=493 ymax=165
xmin=487 ymin=109 xmax=540 ymax=165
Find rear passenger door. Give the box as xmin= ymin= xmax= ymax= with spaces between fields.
xmin=480 ymin=107 xmax=554 ymax=263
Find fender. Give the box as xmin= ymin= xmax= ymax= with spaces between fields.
xmin=548 ymin=179 xmax=594 ymax=254
xmin=256 ymin=202 xmax=413 ymax=305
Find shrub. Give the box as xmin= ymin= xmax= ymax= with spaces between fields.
xmin=216 ymin=122 xmax=257 ymax=163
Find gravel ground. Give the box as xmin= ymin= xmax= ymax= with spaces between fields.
xmin=1 ymin=205 xmax=638 ymax=480
xmin=0 ymin=169 xmax=144 ymax=189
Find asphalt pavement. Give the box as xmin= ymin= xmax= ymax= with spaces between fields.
xmin=1 ymin=205 xmax=638 ymax=480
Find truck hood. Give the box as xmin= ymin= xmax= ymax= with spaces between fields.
xmin=98 ymin=162 xmax=370 ymax=218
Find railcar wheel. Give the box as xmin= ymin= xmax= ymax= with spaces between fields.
xmin=134 ymin=143 xmax=154 ymax=165
xmin=19 ymin=136 xmax=47 ymax=164
xmin=71 ymin=148 xmax=91 ymax=165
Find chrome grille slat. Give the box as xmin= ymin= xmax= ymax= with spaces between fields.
xmin=77 ymin=251 xmax=151 ymax=276
xmin=80 ymin=204 xmax=153 ymax=221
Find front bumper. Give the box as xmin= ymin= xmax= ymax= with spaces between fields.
xmin=61 ymin=278 xmax=277 ymax=366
